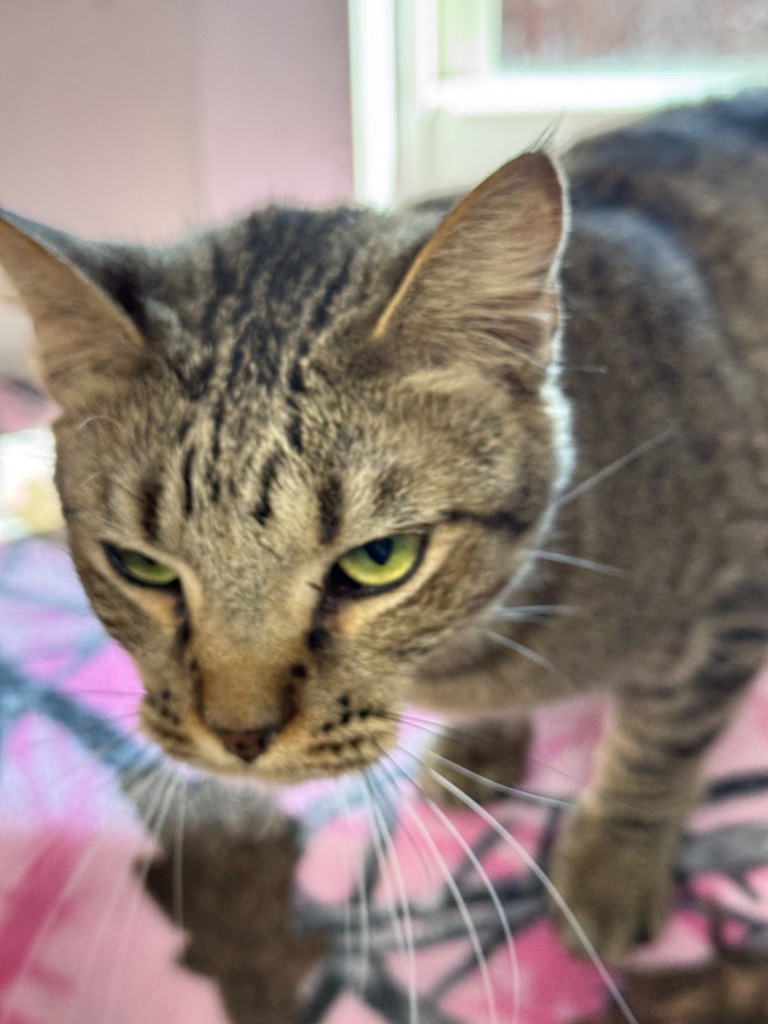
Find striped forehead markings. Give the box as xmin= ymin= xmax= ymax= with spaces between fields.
xmin=317 ymin=474 xmax=343 ymax=545
xmin=252 ymin=449 xmax=284 ymax=526
xmin=140 ymin=476 xmax=164 ymax=543
xmin=182 ymin=447 xmax=196 ymax=518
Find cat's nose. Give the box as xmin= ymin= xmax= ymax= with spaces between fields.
xmin=213 ymin=725 xmax=279 ymax=763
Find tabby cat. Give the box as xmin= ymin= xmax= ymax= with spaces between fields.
xmin=2 ymin=92 xmax=767 ymax=961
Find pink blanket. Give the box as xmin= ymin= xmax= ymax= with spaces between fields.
xmin=2 ymin=534 xmax=768 ymax=1023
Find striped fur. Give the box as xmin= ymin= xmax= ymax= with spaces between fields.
xmin=1 ymin=92 xmax=768 ymax=958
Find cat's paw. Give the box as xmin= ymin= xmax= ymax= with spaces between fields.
xmin=418 ymin=716 xmax=532 ymax=807
xmin=549 ymin=804 xmax=680 ymax=962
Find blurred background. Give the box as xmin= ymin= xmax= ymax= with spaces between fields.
xmin=1 ymin=0 xmax=765 ymax=236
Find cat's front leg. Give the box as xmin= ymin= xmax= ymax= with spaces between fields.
xmin=418 ymin=713 xmax=533 ymax=806
xmin=550 ymin=646 xmax=758 ymax=961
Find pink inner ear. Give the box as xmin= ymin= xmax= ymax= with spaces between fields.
xmin=0 ymin=215 xmax=147 ymax=411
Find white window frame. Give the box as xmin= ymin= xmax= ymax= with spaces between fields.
xmin=349 ymin=0 xmax=768 ymax=209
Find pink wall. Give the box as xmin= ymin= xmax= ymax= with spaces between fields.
xmin=0 ymin=0 xmax=353 ymax=242
xmin=0 ymin=0 xmax=201 ymax=240
xmin=196 ymin=0 xmax=355 ymax=219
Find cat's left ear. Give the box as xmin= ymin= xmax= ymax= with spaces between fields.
xmin=0 ymin=212 xmax=148 ymax=412
xmin=374 ymin=151 xmax=568 ymax=387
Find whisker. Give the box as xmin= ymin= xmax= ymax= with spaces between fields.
xmin=387 ymin=724 xmax=569 ymax=811
xmin=378 ymin=709 xmax=488 ymax=761
xmin=371 ymin=760 xmax=442 ymax=884
xmin=401 ymin=759 xmax=522 ymax=1024
xmin=426 ymin=767 xmax=640 ymax=1024
xmin=334 ymin=787 xmax=361 ymax=986
xmin=490 ymin=603 xmax=578 ymax=622
xmin=424 ymin=749 xmax=572 ymax=810
xmin=358 ymin=775 xmax=408 ymax=970
xmin=530 ymin=549 xmax=623 ymax=577
xmin=481 ymin=630 xmax=568 ymax=681
xmin=61 ymin=766 xmax=178 ymax=1024
xmin=399 ymin=721 xmax=664 ymax=819
xmin=384 ymin=709 xmax=589 ymax=798
xmin=101 ymin=769 xmax=182 ymax=1024
xmin=389 ymin=771 xmax=500 ymax=1024
xmin=172 ymin=778 xmax=187 ymax=929
xmin=364 ymin=773 xmax=419 ymax=1024
xmin=342 ymin=787 xmax=372 ymax=991
xmin=555 ymin=428 xmax=675 ymax=508
xmin=359 ymin=778 xmax=408 ymax=961
xmin=385 ymin=708 xmax=600 ymax=800
xmin=560 ymin=361 xmax=609 ymax=374
xmin=75 ymin=414 xmax=126 ymax=432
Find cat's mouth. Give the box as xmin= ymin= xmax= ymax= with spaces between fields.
xmin=139 ymin=690 xmax=400 ymax=783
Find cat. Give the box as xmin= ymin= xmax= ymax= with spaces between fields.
xmin=1 ymin=90 xmax=767 ymax=962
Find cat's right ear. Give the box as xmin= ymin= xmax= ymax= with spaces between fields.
xmin=370 ymin=151 xmax=568 ymax=389
xmin=0 ymin=213 xmax=147 ymax=412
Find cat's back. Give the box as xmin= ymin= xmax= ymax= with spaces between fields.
xmin=549 ymin=92 xmax=768 ymax=634
xmin=564 ymin=90 xmax=768 ymax=388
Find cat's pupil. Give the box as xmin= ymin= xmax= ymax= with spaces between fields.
xmin=365 ymin=539 xmax=394 ymax=565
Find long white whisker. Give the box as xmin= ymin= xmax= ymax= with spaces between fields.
xmin=380 ymin=710 xmax=481 ymax=748
xmin=172 ymin=777 xmax=187 ymax=929
xmin=101 ymin=769 xmax=181 ymax=1024
xmin=334 ymin=787 xmax=361 ymax=987
xmin=57 ymin=764 xmax=177 ymax=1024
xmin=420 ymin=788 xmax=522 ymax=1024
xmin=481 ymin=630 xmax=568 ymax=681
xmin=373 ymin=760 xmax=443 ymax=883
xmin=531 ymin=549 xmax=624 ymax=576
xmin=491 ymin=603 xmax=578 ymax=622
xmin=394 ymin=781 xmax=500 ymax=1024
xmin=425 ymin=749 xmax=572 ymax=809
xmin=390 ymin=713 xmax=589 ymax=804
xmin=427 ymin=768 xmax=640 ymax=1024
xmin=350 ymin=801 xmax=372 ymax=992
xmin=555 ymin=428 xmax=675 ymax=508
xmin=76 ymin=414 xmax=125 ymax=432
xmin=560 ymin=361 xmax=609 ymax=374
xmin=364 ymin=773 xmax=419 ymax=1024
xmin=381 ymin=752 xmax=522 ymax=1022
xmin=359 ymin=776 xmax=408 ymax=962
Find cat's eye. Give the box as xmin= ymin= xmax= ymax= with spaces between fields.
xmin=334 ymin=534 xmax=424 ymax=591
xmin=104 ymin=544 xmax=180 ymax=589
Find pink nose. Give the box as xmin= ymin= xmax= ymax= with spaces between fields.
xmin=213 ymin=726 xmax=279 ymax=763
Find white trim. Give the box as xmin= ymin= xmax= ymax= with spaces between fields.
xmin=349 ymin=2 xmax=768 ymax=208
xmin=429 ymin=61 xmax=768 ymax=115
xmin=347 ymin=0 xmax=399 ymax=210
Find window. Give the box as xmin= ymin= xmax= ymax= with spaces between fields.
xmin=349 ymin=0 xmax=768 ymax=208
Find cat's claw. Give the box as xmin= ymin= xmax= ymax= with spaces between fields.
xmin=549 ymin=804 xmax=679 ymax=962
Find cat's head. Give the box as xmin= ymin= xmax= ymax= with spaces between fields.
xmin=0 ymin=153 xmax=569 ymax=783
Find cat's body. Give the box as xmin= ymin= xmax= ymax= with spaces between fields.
xmin=2 ymin=91 xmax=768 ymax=960
xmin=421 ymin=96 xmax=768 ymax=714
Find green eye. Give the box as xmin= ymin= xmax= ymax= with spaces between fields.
xmin=105 ymin=545 xmax=180 ymax=588
xmin=335 ymin=534 xmax=424 ymax=590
